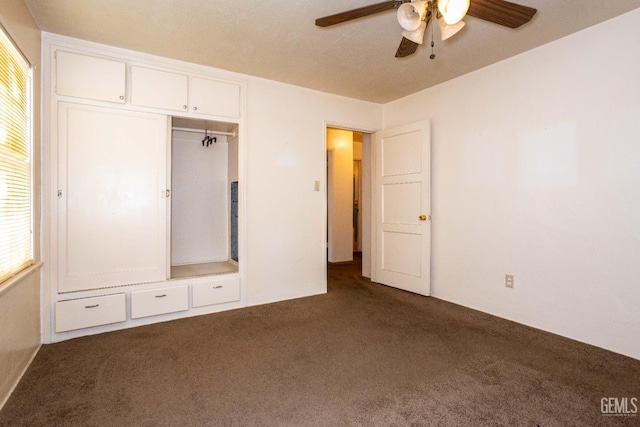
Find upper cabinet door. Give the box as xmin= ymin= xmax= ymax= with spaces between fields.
xmin=56 ymin=51 xmax=126 ymax=103
xmin=131 ymin=66 xmax=189 ymax=112
xmin=189 ymin=76 xmax=241 ymax=119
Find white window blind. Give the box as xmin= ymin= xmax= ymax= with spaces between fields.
xmin=0 ymin=26 xmax=32 ymax=283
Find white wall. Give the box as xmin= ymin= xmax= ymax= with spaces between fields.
xmin=171 ymin=130 xmax=229 ymax=265
xmin=384 ymin=9 xmax=640 ymax=360
xmin=0 ymin=1 xmax=42 ymax=408
xmin=228 ymin=135 xmax=239 ymax=183
xmin=245 ymin=78 xmax=381 ymax=305
xmin=327 ymin=128 xmax=354 ymax=263
xmin=0 ymin=269 xmax=41 ymax=408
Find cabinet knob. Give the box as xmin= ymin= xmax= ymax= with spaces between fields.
xmin=193 ymin=106 xmax=198 ymax=111
xmin=183 ymin=105 xmax=187 ymax=110
xmin=119 ymin=95 xmax=124 ymax=100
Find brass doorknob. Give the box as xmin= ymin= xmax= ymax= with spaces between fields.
xmin=419 ymin=215 xmax=428 ymax=221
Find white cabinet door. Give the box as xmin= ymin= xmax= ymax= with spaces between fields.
xmin=56 ymin=51 xmax=126 ymax=103
xmin=57 ymin=102 xmax=169 ymax=292
xmin=131 ymin=66 xmax=189 ymax=112
xmin=189 ymin=76 xmax=241 ymax=118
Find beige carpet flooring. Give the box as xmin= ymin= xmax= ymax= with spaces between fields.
xmin=1 ymin=261 xmax=639 ymax=426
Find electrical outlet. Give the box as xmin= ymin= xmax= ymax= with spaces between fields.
xmin=505 ymin=274 xmax=514 ymax=288
xmin=314 ymin=180 xmax=320 ymax=191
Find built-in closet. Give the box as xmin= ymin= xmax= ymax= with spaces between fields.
xmin=44 ymin=34 xmax=245 ymax=342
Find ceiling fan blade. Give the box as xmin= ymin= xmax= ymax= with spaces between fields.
xmin=395 ymin=37 xmax=419 ymax=58
xmin=315 ymin=1 xmax=402 ymax=27
xmin=467 ymin=0 xmax=536 ymax=28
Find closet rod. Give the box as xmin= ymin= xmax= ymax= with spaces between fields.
xmin=172 ymin=127 xmax=236 ymax=137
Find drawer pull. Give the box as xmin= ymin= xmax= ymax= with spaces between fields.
xmin=155 ymin=294 xmax=167 ymax=298
xmin=213 ymin=285 xmax=223 ymax=289
xmin=85 ymin=304 xmax=100 ymax=309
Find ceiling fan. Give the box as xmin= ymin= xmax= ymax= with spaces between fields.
xmin=315 ymin=0 xmax=537 ymax=58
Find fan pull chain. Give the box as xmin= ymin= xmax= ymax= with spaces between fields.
xmin=429 ymin=15 xmax=436 ymax=60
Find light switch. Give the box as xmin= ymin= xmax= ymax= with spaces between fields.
xmin=314 ymin=180 xmax=320 ymax=191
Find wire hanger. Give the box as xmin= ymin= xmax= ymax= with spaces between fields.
xmin=202 ymin=129 xmax=217 ymax=147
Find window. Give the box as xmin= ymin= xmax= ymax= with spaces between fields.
xmin=0 ymin=25 xmax=32 ymax=283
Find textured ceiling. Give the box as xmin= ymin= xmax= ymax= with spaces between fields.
xmin=25 ymin=0 xmax=640 ymax=103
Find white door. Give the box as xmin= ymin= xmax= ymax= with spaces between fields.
xmin=57 ymin=102 xmax=169 ymax=292
xmin=372 ymin=120 xmax=431 ymax=295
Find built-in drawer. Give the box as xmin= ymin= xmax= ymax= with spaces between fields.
xmin=56 ymin=293 xmax=126 ymax=333
xmin=192 ymin=278 xmax=240 ymax=308
xmin=131 ymin=285 xmax=188 ymax=319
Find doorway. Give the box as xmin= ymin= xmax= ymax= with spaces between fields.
xmin=326 ymin=127 xmax=372 ymax=277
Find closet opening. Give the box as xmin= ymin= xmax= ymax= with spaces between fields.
xmin=169 ymin=117 xmax=239 ymax=279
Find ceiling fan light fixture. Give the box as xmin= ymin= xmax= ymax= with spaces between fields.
xmin=314 ymin=0 xmax=537 ymax=59
xmin=397 ymin=1 xmax=428 ymax=31
xmin=401 ymin=20 xmax=428 ymax=45
xmin=438 ymin=16 xmax=465 ymax=41
xmin=437 ymin=0 xmax=470 ymax=25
